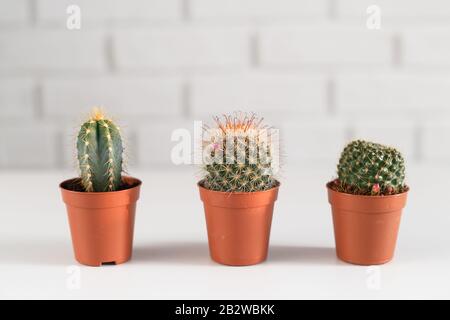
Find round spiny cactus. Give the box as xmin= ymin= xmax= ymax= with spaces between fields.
xmin=201 ymin=112 xmax=278 ymax=193
xmin=336 ymin=140 xmax=406 ymax=196
xmin=77 ymin=108 xmax=123 ymax=192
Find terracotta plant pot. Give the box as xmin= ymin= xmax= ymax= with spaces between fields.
xmin=327 ymin=182 xmax=408 ymax=265
xmin=60 ymin=177 xmax=142 ymax=267
xmin=199 ymin=182 xmax=280 ymax=266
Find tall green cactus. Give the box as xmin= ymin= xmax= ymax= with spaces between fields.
xmin=336 ymin=140 xmax=406 ymax=196
xmin=201 ymin=113 xmax=278 ymax=193
xmin=77 ymin=108 xmax=123 ymax=192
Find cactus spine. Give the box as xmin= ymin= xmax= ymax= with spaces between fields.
xmin=202 ymin=112 xmax=278 ymax=193
xmin=77 ymin=108 xmax=123 ymax=192
xmin=336 ymin=140 xmax=406 ymax=196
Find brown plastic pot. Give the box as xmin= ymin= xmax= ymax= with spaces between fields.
xmin=60 ymin=177 xmax=142 ymax=267
xmin=199 ymin=182 xmax=280 ymax=266
xmin=327 ymin=182 xmax=408 ymax=265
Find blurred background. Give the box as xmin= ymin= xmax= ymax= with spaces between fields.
xmin=1 ymin=0 xmax=450 ymax=171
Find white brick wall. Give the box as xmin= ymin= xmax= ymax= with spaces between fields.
xmin=114 ymin=28 xmax=250 ymax=70
xmin=138 ymin=120 xmax=193 ymax=167
xmin=190 ymin=73 xmax=326 ymax=118
xmin=1 ymin=0 xmax=450 ymax=169
xmin=337 ymin=74 xmax=450 ymax=114
xmin=0 ymin=0 xmax=29 ymax=24
xmin=0 ymin=124 xmax=58 ymax=168
xmin=37 ymin=0 xmax=181 ymax=24
xmin=338 ymin=0 xmax=450 ymax=19
xmin=191 ymin=0 xmax=328 ymax=20
xmin=350 ymin=120 xmax=417 ymax=161
xmin=422 ymin=121 xmax=450 ymax=161
xmin=403 ymin=28 xmax=450 ymax=66
xmin=42 ymin=77 xmax=182 ymax=119
xmin=281 ymin=119 xmax=347 ymax=165
xmin=0 ymin=78 xmax=35 ymax=118
xmin=0 ymin=30 xmax=106 ymax=72
xmin=259 ymin=25 xmax=393 ymax=66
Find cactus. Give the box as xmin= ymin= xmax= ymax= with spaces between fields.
xmin=335 ymin=140 xmax=407 ymax=196
xmin=201 ymin=112 xmax=278 ymax=193
xmin=77 ymin=108 xmax=123 ymax=192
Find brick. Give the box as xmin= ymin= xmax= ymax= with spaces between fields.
xmin=337 ymin=74 xmax=450 ymax=114
xmin=422 ymin=121 xmax=450 ymax=161
xmin=114 ymin=28 xmax=250 ymax=70
xmin=0 ymin=0 xmax=29 ymax=24
xmin=0 ymin=123 xmax=57 ymax=168
xmin=42 ymin=77 xmax=183 ymax=118
xmin=338 ymin=0 xmax=450 ymax=19
xmin=351 ymin=120 xmax=416 ymax=161
xmin=281 ymin=119 xmax=347 ymax=163
xmin=0 ymin=78 xmax=35 ymax=118
xmin=404 ymin=29 xmax=450 ymax=66
xmin=0 ymin=30 xmax=106 ymax=72
xmin=138 ymin=120 xmax=194 ymax=166
xmin=259 ymin=25 xmax=392 ymax=66
xmin=37 ymin=0 xmax=181 ymax=23
xmin=59 ymin=125 xmax=79 ymax=169
xmin=191 ymin=0 xmax=327 ymax=20
xmin=190 ymin=73 xmax=327 ymax=118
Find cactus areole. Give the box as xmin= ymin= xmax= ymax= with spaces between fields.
xmin=60 ymin=107 xmax=142 ymax=267
xmin=327 ymin=140 xmax=409 ymax=265
xmin=77 ymin=108 xmax=124 ymax=192
xmin=198 ymin=112 xmax=280 ymax=266
xmin=200 ymin=112 xmax=279 ymax=193
xmin=331 ymin=140 xmax=408 ymax=196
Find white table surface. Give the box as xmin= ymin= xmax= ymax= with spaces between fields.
xmin=1 ymin=165 xmax=449 ymax=300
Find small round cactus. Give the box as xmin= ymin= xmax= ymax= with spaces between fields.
xmin=201 ymin=112 xmax=278 ymax=193
xmin=77 ymin=108 xmax=123 ymax=192
xmin=335 ymin=140 xmax=407 ymax=196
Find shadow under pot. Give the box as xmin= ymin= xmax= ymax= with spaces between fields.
xmin=327 ymin=183 xmax=408 ymax=266
xmin=199 ymin=181 xmax=280 ymax=266
xmin=60 ymin=177 xmax=142 ymax=267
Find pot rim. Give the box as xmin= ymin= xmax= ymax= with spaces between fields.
xmin=60 ymin=176 xmax=142 ymax=195
xmin=326 ymin=181 xmax=409 ymax=199
xmin=198 ymin=179 xmax=281 ymax=195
